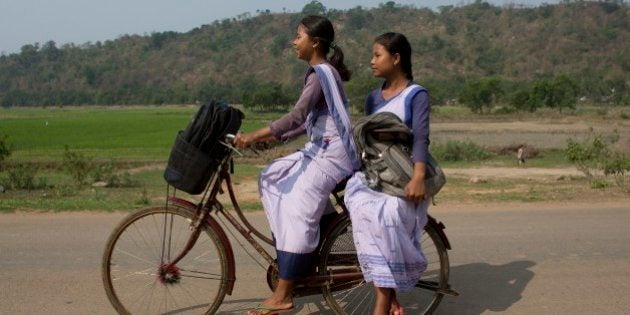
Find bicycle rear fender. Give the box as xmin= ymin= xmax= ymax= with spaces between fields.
xmin=427 ymin=215 xmax=452 ymax=250
xmin=168 ymin=196 xmax=237 ymax=295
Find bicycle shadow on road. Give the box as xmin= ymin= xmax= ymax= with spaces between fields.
xmin=436 ymin=260 xmax=536 ymax=315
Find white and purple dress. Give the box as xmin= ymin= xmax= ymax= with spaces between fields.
xmin=344 ymin=83 xmax=431 ymax=291
xmin=259 ymin=63 xmax=359 ymax=279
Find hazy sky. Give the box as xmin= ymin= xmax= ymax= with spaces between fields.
xmin=0 ymin=0 xmax=557 ymax=54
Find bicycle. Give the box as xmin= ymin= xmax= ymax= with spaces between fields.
xmin=102 ymin=136 xmax=458 ymax=314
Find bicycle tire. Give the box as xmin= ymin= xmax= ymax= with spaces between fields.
xmin=319 ymin=217 xmax=450 ymax=314
xmin=102 ymin=205 xmax=229 ymax=314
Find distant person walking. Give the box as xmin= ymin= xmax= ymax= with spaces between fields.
xmin=517 ymin=145 xmax=525 ymax=165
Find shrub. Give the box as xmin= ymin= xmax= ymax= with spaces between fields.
xmin=565 ymin=134 xmax=609 ymax=177
xmin=566 ymin=132 xmax=629 ymax=189
xmin=0 ymin=134 xmax=11 ymax=164
xmin=62 ymin=146 xmax=95 ymax=186
xmin=3 ymin=163 xmax=48 ymax=190
xmin=590 ymin=179 xmax=609 ymax=189
xmin=603 ymin=152 xmax=630 ymax=189
xmin=432 ymin=140 xmax=492 ymax=162
xmin=92 ymin=160 xmax=116 ymax=182
xmin=106 ymin=172 xmax=140 ymax=188
xmin=93 ymin=160 xmax=140 ymax=188
xmin=136 ymin=188 xmax=150 ymax=205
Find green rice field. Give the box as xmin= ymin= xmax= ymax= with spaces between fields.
xmin=0 ymin=106 xmax=272 ymax=161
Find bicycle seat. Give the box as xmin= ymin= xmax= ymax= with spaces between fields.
xmin=332 ymin=176 xmax=351 ymax=194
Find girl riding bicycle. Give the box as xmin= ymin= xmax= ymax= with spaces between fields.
xmin=344 ymin=32 xmax=432 ymax=315
xmin=234 ymin=15 xmax=359 ymax=315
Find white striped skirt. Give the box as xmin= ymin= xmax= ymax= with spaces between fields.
xmin=344 ymin=172 xmax=429 ymax=291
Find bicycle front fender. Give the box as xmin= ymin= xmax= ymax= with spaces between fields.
xmin=168 ymin=196 xmax=237 ymax=295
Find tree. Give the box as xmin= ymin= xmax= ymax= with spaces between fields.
xmin=41 ymin=41 xmax=61 ymax=60
xmin=18 ymin=44 xmax=40 ymax=68
xmin=345 ymin=73 xmax=378 ymax=113
xmin=527 ymin=75 xmax=578 ymax=112
xmin=302 ymin=1 xmax=326 ymax=16
xmin=606 ymin=77 xmax=629 ymax=105
xmin=528 ymin=79 xmax=551 ymax=109
xmin=380 ymin=1 xmax=399 ymax=11
xmin=0 ymin=3 xmax=626 ymax=107
xmin=242 ymin=82 xmax=290 ymax=111
xmin=346 ymin=6 xmax=367 ymax=29
xmin=549 ymin=74 xmax=578 ymax=112
xmin=271 ymin=34 xmax=289 ymax=55
xmin=509 ymin=89 xmax=538 ymax=112
xmin=458 ymin=77 xmax=503 ymax=113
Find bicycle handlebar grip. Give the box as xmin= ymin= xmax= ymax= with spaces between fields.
xmin=225 ymin=133 xmax=236 ymax=144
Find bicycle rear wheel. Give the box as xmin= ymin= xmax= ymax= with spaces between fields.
xmin=320 ymin=218 xmax=449 ymax=314
xmin=102 ymin=205 xmax=228 ymax=315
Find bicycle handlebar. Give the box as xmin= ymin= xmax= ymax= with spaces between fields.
xmin=222 ymin=133 xmax=260 ymax=156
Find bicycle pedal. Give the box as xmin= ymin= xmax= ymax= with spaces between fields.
xmin=442 ymin=285 xmax=459 ymax=297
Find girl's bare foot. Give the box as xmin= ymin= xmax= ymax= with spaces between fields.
xmin=389 ymin=290 xmax=403 ymax=315
xmin=247 ymin=297 xmax=293 ymax=315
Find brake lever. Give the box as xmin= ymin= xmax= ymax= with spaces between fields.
xmin=220 ymin=134 xmax=243 ymax=157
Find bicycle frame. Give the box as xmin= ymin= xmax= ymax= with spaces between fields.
xmin=160 ymin=156 xmax=365 ymax=295
xmin=162 ymin=152 xmax=453 ymax=298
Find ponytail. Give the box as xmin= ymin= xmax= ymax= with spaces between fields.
xmin=329 ymin=45 xmax=351 ymax=81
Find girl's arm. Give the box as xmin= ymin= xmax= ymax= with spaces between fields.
xmin=410 ymin=91 xmax=430 ymax=165
xmin=405 ymin=91 xmax=431 ymax=201
xmin=269 ymin=72 xmax=321 ymax=138
xmin=235 ymin=72 xmax=322 ymax=148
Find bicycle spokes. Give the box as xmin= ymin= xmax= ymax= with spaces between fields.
xmin=103 ymin=207 xmax=228 ymax=314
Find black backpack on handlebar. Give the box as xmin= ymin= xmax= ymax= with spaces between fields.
xmin=164 ymin=101 xmax=244 ymax=194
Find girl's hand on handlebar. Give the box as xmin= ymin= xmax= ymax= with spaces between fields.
xmin=234 ymin=132 xmax=255 ymax=149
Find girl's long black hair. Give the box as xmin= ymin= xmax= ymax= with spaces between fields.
xmin=300 ymin=15 xmax=351 ymax=81
xmin=374 ymin=32 xmax=414 ymax=81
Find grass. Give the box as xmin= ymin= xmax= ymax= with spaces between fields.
xmin=0 ymin=104 xmax=274 ymax=212
xmin=1 ymin=105 xmax=627 ymax=211
xmin=0 ymin=105 xmax=274 ymax=161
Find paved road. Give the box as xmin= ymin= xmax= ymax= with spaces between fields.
xmin=1 ymin=203 xmax=629 ymax=314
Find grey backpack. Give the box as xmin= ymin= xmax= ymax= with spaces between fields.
xmin=353 ymin=112 xmax=446 ymax=199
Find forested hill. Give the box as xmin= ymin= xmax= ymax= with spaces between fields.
xmin=0 ymin=1 xmax=628 ymax=109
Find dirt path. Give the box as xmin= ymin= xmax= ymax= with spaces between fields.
xmin=125 ymin=163 xmax=599 ymax=204
xmin=126 ymin=163 xmax=165 ymax=174
xmin=443 ymin=166 xmax=584 ymax=179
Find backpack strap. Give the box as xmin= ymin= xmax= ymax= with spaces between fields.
xmin=313 ymin=64 xmax=361 ymax=171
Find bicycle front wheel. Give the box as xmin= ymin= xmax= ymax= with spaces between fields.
xmin=102 ymin=205 xmax=228 ymax=315
xmin=320 ymin=218 xmax=450 ymax=314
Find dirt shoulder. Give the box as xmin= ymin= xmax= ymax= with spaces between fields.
xmin=427 ymin=199 xmax=629 ymax=213
xmin=443 ymin=167 xmax=584 ymax=179
xmin=2 ymin=199 xmax=627 ymax=217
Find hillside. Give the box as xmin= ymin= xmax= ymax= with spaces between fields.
xmin=0 ymin=1 xmax=627 ymax=109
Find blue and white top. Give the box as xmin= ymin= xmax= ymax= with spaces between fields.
xmin=268 ymin=62 xmax=360 ymax=179
xmin=365 ymin=83 xmax=430 ymax=163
